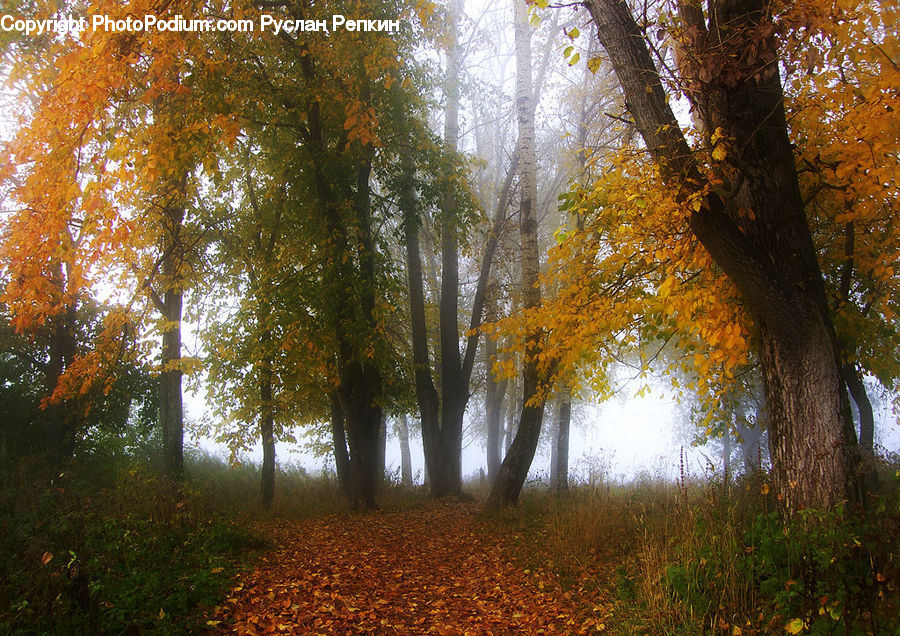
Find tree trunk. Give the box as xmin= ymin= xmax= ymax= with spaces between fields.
xmin=740 ymin=399 xmax=766 ymax=474
xmin=330 ymin=391 xmax=351 ymax=496
xmin=505 ymin=373 xmax=518 ymax=453
xmin=400 ymin=150 xmax=443 ymax=495
xmin=160 ymin=202 xmax=185 ymax=482
xmin=585 ymin=0 xmax=861 ymax=514
xmin=484 ymin=0 xmax=546 ymax=512
xmin=340 ymin=157 xmax=384 ymax=510
xmin=843 ymin=365 xmax=874 ymax=454
xmin=723 ymin=420 xmax=731 ymax=487
xmin=435 ymin=0 xmax=466 ymax=497
xmin=43 ymin=279 xmax=77 ymax=466
xmin=259 ymin=355 xmax=276 ymax=511
xmin=485 ymin=329 xmax=508 ymax=479
xmin=554 ymin=390 xmax=571 ymax=494
xmin=549 ymin=400 xmax=558 ymax=485
xmin=398 ymin=413 xmax=413 ymax=487
xmin=378 ymin=414 xmax=387 ymax=484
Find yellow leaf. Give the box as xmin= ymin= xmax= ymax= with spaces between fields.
xmin=712 ymin=143 xmax=727 ymax=161
xmin=785 ymin=618 xmax=805 ymax=634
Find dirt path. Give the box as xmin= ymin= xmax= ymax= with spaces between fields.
xmin=209 ymin=501 xmax=604 ymax=634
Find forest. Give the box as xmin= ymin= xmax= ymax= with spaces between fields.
xmin=0 ymin=0 xmax=898 ymax=633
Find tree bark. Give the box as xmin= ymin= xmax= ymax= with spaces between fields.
xmin=484 ymin=0 xmax=546 ymax=512
xmin=259 ymin=356 xmax=275 ymax=511
xmin=330 ymin=391 xmax=351 ymax=496
xmin=484 ymin=326 xmax=508 ymax=479
xmin=378 ymin=414 xmax=387 ymax=484
xmin=740 ymin=399 xmax=766 ymax=474
xmin=585 ymin=0 xmax=860 ymax=513
xmin=843 ymin=365 xmax=874 ymax=454
xmin=400 ymin=151 xmax=443 ymax=493
xmin=435 ymin=0 xmax=467 ymax=497
xmin=340 ymin=157 xmax=384 ymax=510
xmin=398 ymin=413 xmax=413 ymax=487
xmin=43 ymin=271 xmax=78 ymax=467
xmin=554 ymin=390 xmax=571 ymax=494
xmin=160 ymin=201 xmax=185 ymax=482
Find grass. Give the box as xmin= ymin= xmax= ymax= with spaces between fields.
xmin=494 ymin=457 xmax=900 ymax=635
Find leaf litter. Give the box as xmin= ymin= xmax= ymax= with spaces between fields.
xmin=208 ymin=501 xmax=607 ymax=634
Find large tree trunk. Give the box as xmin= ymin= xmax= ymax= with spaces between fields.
xmin=585 ymin=0 xmax=860 ymax=514
xmin=340 ymin=157 xmax=384 ymax=510
xmin=484 ymin=0 xmax=546 ymax=512
xmin=160 ymin=202 xmax=185 ymax=482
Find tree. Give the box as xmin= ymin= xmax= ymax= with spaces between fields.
xmin=0 ymin=0 xmax=228 ymax=475
xmin=484 ymin=0 xmax=546 ymax=512
xmin=580 ymin=0 xmax=870 ymax=513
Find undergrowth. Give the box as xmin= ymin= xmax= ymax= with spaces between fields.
xmin=505 ymin=458 xmax=900 ymax=635
xmin=0 ymin=450 xmax=355 ymax=634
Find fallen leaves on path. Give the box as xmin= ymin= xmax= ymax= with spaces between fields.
xmin=209 ymin=501 xmax=606 ymax=634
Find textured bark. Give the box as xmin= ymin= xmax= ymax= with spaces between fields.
xmin=484 ymin=0 xmax=545 ymax=512
xmin=160 ymin=201 xmax=185 ymax=482
xmin=585 ymin=0 xmax=860 ymax=513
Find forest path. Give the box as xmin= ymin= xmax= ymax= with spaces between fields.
xmin=209 ymin=501 xmax=603 ymax=634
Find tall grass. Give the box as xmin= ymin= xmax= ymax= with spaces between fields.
xmin=506 ymin=455 xmax=900 ymax=635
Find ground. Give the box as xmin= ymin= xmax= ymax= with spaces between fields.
xmin=207 ymin=501 xmax=608 ymax=635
